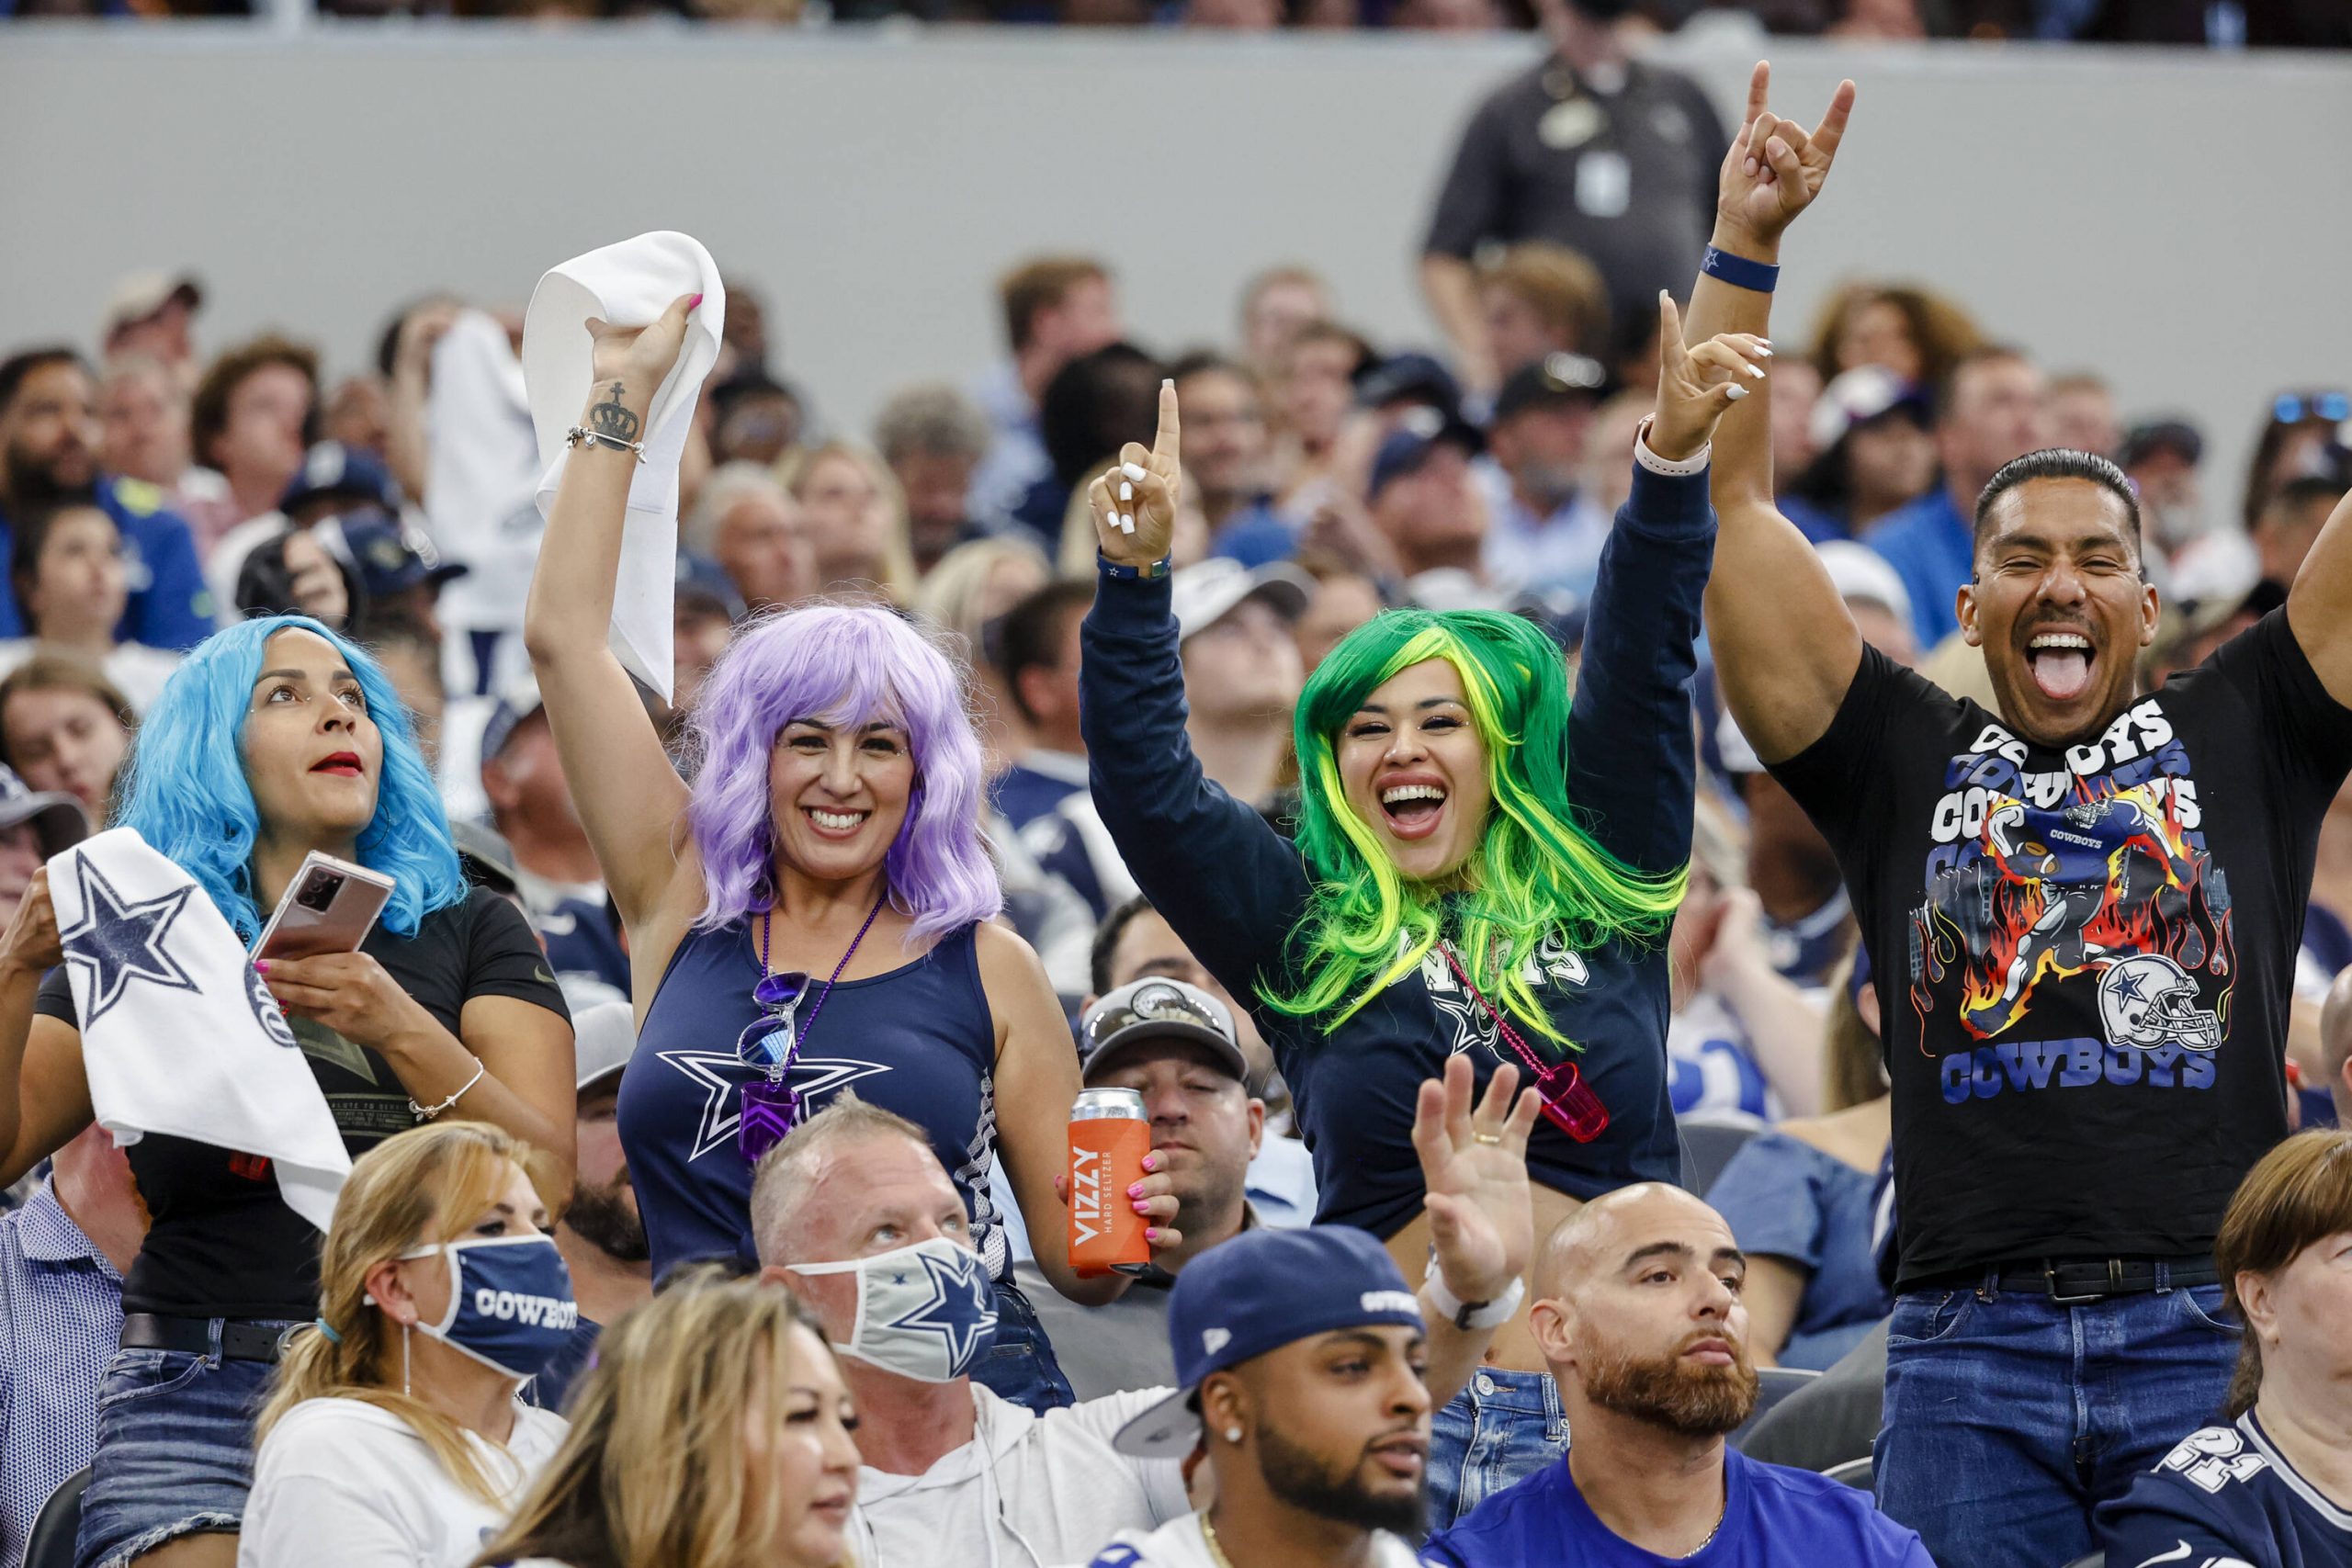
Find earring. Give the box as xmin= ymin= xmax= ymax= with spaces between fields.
xmin=1225 ymin=1427 xmax=1244 ymax=1444
xmin=401 ymin=1320 xmax=412 ymax=1399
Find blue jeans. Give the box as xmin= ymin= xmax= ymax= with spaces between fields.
xmin=76 ymin=1322 xmax=293 ymax=1568
xmin=1425 ymin=1366 xmax=1570 ymax=1531
xmin=1874 ymin=1271 xmax=2237 ymax=1568
xmin=974 ymin=1270 xmax=1075 ymax=1413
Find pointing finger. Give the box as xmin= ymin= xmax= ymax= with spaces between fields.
xmin=1150 ymin=378 xmax=1182 ymax=477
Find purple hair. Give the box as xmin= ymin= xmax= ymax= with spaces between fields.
xmin=685 ymin=603 xmax=1002 ymax=943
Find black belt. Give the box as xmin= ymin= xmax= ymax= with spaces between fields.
xmin=120 ymin=1313 xmax=291 ymax=1362
xmin=1920 ymin=1256 xmax=2219 ymax=1303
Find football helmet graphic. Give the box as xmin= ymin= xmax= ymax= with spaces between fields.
xmin=2098 ymin=953 xmax=2222 ymax=1053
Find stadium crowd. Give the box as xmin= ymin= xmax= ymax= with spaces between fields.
xmin=0 ymin=23 xmax=2349 ymax=1568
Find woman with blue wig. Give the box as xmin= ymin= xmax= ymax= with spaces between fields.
xmin=1080 ymin=296 xmax=1770 ymax=1525
xmin=524 ymin=298 xmax=1159 ymax=1416
xmin=0 ymin=614 xmax=574 ymax=1568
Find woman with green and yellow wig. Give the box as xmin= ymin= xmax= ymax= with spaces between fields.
xmin=1078 ymin=295 xmax=1769 ymax=1525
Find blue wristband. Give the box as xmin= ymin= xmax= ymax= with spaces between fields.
xmin=1098 ymin=553 xmax=1172 ymax=581
xmin=1702 ymin=246 xmax=1780 ymax=294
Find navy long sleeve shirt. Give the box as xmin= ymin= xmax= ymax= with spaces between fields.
xmin=1079 ymin=463 xmax=1714 ymax=1237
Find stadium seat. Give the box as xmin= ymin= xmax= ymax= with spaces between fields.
xmin=24 ymin=1467 xmax=90 ymax=1568
xmin=1728 ymin=1365 xmax=1820 ymax=1451
xmin=1822 ymin=1455 xmax=1873 ymax=1490
xmin=1679 ymin=1115 xmax=1765 ymax=1197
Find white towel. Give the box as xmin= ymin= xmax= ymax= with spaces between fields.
xmin=51 ymin=829 xmax=351 ymax=1231
xmin=425 ymin=310 xmax=542 ymax=697
xmin=521 ymin=232 xmax=726 ymax=704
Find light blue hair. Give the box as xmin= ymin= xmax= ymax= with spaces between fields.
xmin=116 ymin=615 xmax=465 ymax=942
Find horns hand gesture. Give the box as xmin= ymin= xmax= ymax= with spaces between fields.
xmin=1716 ymin=61 xmax=1858 ymax=248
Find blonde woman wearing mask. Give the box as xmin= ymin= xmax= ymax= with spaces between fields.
xmin=477 ymin=1270 xmax=860 ymax=1568
xmin=242 ymin=1122 xmax=575 ymax=1568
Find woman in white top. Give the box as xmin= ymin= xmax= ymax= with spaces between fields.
xmin=243 ymin=1122 xmax=576 ymax=1568
xmin=477 ymin=1270 xmax=860 ymax=1568
xmin=0 ymin=491 xmax=182 ymax=712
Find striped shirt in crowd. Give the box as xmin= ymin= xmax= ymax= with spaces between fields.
xmin=0 ymin=1181 xmax=124 ymax=1568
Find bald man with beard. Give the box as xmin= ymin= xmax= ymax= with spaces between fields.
xmin=1423 ymin=1185 xmax=1932 ymax=1567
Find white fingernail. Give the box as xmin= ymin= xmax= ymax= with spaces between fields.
xmin=1726 ymin=385 xmax=1749 ymax=400
xmin=1122 ymin=462 xmax=1148 ymax=483
xmin=1122 ymin=515 xmax=1136 ymax=534
xmin=1120 ymin=481 xmax=1134 ymax=502
xmin=1755 ymin=344 xmax=1774 ymax=357
xmin=1746 ymin=364 xmax=1767 ymax=379
xmin=1161 ymin=378 xmax=1174 ymax=390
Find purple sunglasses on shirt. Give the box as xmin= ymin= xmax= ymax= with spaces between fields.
xmin=736 ymin=970 xmax=810 ymax=1166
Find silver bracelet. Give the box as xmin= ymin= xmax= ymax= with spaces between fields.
xmin=409 ymin=1060 xmax=487 ymax=1122
xmin=565 ymin=425 xmax=647 ymax=463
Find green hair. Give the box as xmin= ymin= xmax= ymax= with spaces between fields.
xmin=1262 ymin=607 xmax=1687 ymax=1048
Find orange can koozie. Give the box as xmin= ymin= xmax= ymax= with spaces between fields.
xmin=1069 ymin=1088 xmax=1152 ymax=1277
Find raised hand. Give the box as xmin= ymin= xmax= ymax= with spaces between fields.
xmin=1089 ymin=379 xmax=1183 ymax=570
xmin=1716 ymin=61 xmax=1857 ymax=248
xmin=1652 ymin=293 xmax=1775 ymax=461
xmin=585 ymin=291 xmax=702 ymax=404
xmin=0 ymin=868 xmax=62 ymax=980
xmin=1412 ymin=1052 xmax=1541 ymax=1307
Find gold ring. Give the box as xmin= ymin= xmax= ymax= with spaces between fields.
xmin=1473 ymin=1131 xmax=1504 ymax=1145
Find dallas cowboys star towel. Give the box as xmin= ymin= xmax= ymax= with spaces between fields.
xmin=51 ymin=828 xmax=351 ymax=1231
xmin=521 ymin=231 xmax=726 ymax=705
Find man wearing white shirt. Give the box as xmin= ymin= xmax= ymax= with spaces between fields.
xmin=758 ymin=1056 xmax=1535 ymax=1568
xmin=1067 ymin=1226 xmax=1437 ymax=1568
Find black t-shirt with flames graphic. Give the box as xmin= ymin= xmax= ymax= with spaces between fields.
xmin=1770 ymin=612 xmax=2352 ymax=1286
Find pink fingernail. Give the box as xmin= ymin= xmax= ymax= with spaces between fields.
xmin=1133 ymin=1201 xmax=1152 ymax=1214
xmin=1141 ymin=1153 xmax=1159 ymax=1171
xmin=687 ymin=292 xmax=705 ymax=310
xmin=1126 ymin=1182 xmax=1145 ymax=1199
xmin=254 ymin=961 xmax=270 ymax=973
xmin=1145 ymin=1227 xmax=1163 ymax=1242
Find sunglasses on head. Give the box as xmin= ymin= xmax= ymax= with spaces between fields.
xmin=736 ymin=970 xmax=809 ymax=1167
xmin=2273 ymin=391 xmax=2349 ymax=426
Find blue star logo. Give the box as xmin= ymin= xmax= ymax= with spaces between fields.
xmin=2109 ymin=968 xmax=2149 ymax=1006
xmin=657 ymin=1050 xmax=892 ymax=1162
xmin=881 ymin=1248 xmax=997 ymax=1371
xmin=58 ymin=857 xmax=198 ymax=1025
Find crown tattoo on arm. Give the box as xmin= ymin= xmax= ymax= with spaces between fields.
xmin=586 ymin=382 xmax=641 ymax=443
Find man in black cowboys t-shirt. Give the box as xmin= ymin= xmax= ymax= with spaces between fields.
xmin=1680 ymin=63 xmax=2352 ymax=1568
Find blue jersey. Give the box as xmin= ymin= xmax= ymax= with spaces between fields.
xmin=1423 ymin=1449 xmax=1935 ymax=1568
xmin=2098 ymin=1413 xmax=2352 ymax=1568
xmin=0 ymin=479 xmax=216 ymax=651
xmin=1081 ymin=463 xmax=1713 ymax=1239
xmin=618 ymin=919 xmax=1009 ymax=1279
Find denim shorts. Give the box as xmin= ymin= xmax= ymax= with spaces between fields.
xmin=1425 ymin=1366 xmax=1571 ymax=1532
xmin=972 ymin=1271 xmax=1075 ymax=1413
xmin=75 ymin=1321 xmax=294 ymax=1568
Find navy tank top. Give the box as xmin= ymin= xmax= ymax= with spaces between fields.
xmin=619 ymin=918 xmax=1008 ymax=1279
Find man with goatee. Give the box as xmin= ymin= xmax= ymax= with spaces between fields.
xmin=1424 ymin=1185 xmax=1933 ymax=1566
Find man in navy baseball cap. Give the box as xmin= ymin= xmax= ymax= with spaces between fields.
xmin=1079 ymin=1226 xmax=1439 ymax=1568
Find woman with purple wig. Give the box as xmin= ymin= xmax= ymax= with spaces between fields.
xmin=523 ymin=299 xmax=1159 ymax=1415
